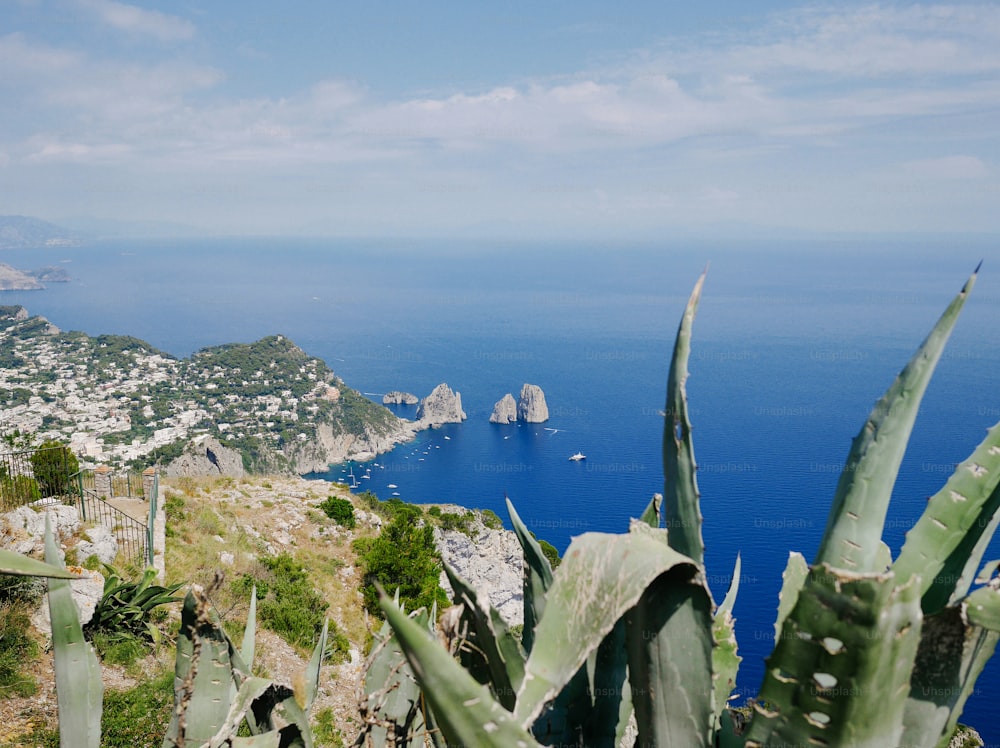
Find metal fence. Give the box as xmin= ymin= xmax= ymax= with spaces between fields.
xmin=76 ymin=467 xmax=145 ymax=500
xmin=76 ymin=483 xmax=149 ymax=566
xmin=1 ymin=444 xmax=154 ymax=566
xmin=0 ymin=444 xmax=78 ymax=511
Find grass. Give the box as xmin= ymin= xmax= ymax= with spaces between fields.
xmin=100 ymin=669 xmax=175 ymax=747
xmin=0 ymin=601 xmax=40 ymax=698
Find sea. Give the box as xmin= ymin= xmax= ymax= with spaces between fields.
xmin=3 ymin=236 xmax=999 ymax=741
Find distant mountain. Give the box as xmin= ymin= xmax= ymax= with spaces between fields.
xmin=0 ymin=215 xmax=80 ymax=249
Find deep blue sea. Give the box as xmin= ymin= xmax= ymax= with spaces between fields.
xmin=4 ymin=237 xmax=999 ymax=741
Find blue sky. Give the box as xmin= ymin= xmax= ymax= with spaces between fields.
xmin=1 ymin=0 xmax=998 ymax=238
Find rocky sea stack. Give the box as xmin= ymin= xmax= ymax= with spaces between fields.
xmin=517 ymin=383 xmax=549 ymax=423
xmin=382 ymin=391 xmax=418 ymax=405
xmin=489 ymin=393 xmax=518 ymax=424
xmin=416 ymin=383 xmax=467 ymax=426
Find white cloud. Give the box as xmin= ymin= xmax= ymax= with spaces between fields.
xmin=77 ymin=0 xmax=195 ymax=42
xmin=898 ymin=155 xmax=990 ymax=179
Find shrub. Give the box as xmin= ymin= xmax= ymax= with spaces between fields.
xmin=479 ymin=508 xmax=503 ymax=530
xmin=29 ymin=440 xmax=79 ymax=497
xmin=319 ymin=495 xmax=356 ymax=528
xmin=355 ymin=512 xmax=448 ymax=616
xmin=236 ymin=553 xmax=330 ymax=650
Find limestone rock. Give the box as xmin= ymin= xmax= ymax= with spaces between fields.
xmin=489 ymin=393 xmax=518 ymax=424
xmin=0 ymin=262 xmax=44 ymax=290
xmin=517 ymin=383 xmax=549 ymax=423
xmin=3 ymin=504 xmax=81 ymax=552
xmin=32 ymin=567 xmax=105 ymax=634
xmin=383 ymin=391 xmax=418 ymax=405
xmin=435 ymin=512 xmax=523 ymax=626
xmin=164 ymin=435 xmax=246 ymax=478
xmin=75 ymin=525 xmax=118 ymax=566
xmin=416 ymin=383 xmax=467 ymax=427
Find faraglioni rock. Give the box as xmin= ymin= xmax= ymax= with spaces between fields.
xmin=489 ymin=393 xmax=518 ymax=424
xmin=417 ymin=383 xmax=467 ymax=426
xmin=517 ymin=383 xmax=549 ymax=423
xmin=383 ymin=391 xmax=418 ymax=405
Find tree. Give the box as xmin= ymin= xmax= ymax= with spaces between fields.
xmin=356 ymin=510 xmax=448 ymax=616
xmin=29 ymin=440 xmax=80 ymax=497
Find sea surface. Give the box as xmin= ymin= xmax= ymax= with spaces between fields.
xmin=3 ymin=236 xmax=1000 ymax=741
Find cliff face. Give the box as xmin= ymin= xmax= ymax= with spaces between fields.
xmin=489 ymin=393 xmax=518 ymax=424
xmin=517 ymin=383 xmax=549 ymax=423
xmin=0 ymin=263 xmax=44 ymax=290
xmin=416 ymin=383 xmax=467 ymax=427
xmin=165 ymin=435 xmax=246 ymax=478
xmin=435 ymin=514 xmax=523 ymax=626
xmin=283 ymin=418 xmax=417 ymax=474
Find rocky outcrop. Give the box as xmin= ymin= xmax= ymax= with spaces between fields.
xmin=416 ymin=383 xmax=467 ymax=427
xmin=165 ymin=435 xmax=246 ymax=478
xmin=0 ymin=262 xmax=44 ymax=290
xmin=434 ymin=511 xmax=523 ymax=626
xmin=283 ymin=419 xmax=417 ymax=474
xmin=489 ymin=393 xmax=518 ymax=424
xmin=1 ymin=503 xmax=81 ymax=556
xmin=383 ymin=391 xmax=418 ymax=405
xmin=75 ymin=525 xmax=118 ymax=566
xmin=517 ymin=383 xmax=549 ymax=423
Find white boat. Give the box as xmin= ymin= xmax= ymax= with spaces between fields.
xmin=388 ymin=484 xmax=398 ymax=489
xmin=569 ymin=452 xmax=586 ymax=461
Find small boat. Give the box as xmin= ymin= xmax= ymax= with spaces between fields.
xmin=388 ymin=484 xmax=398 ymax=489
xmin=569 ymin=452 xmax=586 ymax=461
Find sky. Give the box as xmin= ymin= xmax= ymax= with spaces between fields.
xmin=0 ymin=0 xmax=998 ymax=239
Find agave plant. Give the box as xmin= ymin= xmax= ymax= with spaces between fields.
xmin=367 ymin=267 xmax=1000 ymax=747
xmin=2 ymin=520 xmax=328 ymax=747
xmin=85 ymin=563 xmax=185 ymax=645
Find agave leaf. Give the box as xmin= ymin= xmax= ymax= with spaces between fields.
xmin=893 ymin=421 xmax=1000 ymax=612
xmin=745 ymin=565 xmax=922 ymax=748
xmin=443 ymin=561 xmax=525 ymax=710
xmin=514 ymin=521 xmax=702 ymax=728
xmin=963 ymin=582 xmax=1000 ymax=632
xmin=976 ymin=559 xmax=1000 ymax=584
xmin=900 ymin=602 xmax=999 ymax=748
xmin=45 ymin=516 xmax=103 ymax=748
xmin=505 ymin=496 xmax=553 ymax=654
xmin=358 ymin=613 xmax=424 ymax=746
xmin=302 ymin=618 xmax=328 ymax=711
xmin=162 ymin=587 xmax=234 ymax=748
xmin=663 ymin=270 xmax=707 ymax=566
xmin=639 ymin=492 xmax=662 ymax=528
xmin=773 ymin=551 xmax=808 ymax=641
xmin=379 ymin=592 xmax=541 ymax=748
xmin=0 ymin=546 xmax=78 ymax=578
xmin=815 ymin=267 xmax=977 ymax=573
xmin=712 ymin=554 xmax=742 ymax=728
xmin=241 ymin=584 xmax=257 ymax=667
xmin=627 ymin=566 xmax=715 ymax=747
xmin=584 ymin=618 xmax=628 ymax=746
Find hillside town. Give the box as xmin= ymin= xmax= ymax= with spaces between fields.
xmin=0 ymin=305 xmax=391 ymax=471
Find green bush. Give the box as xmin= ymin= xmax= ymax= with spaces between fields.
xmin=29 ymin=440 xmax=79 ymax=497
xmin=236 ymin=553 xmax=330 ymax=650
xmin=479 ymin=508 xmax=503 ymax=530
xmin=319 ymin=495 xmax=356 ymax=528
xmin=426 ymin=505 xmax=441 ymax=517
xmin=355 ymin=512 xmax=448 ymax=616
xmin=538 ymin=538 xmax=561 ymax=569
